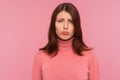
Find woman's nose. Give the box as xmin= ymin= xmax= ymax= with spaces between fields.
xmin=63 ymin=22 xmax=68 ymax=29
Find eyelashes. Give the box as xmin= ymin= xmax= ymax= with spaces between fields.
xmin=56 ymin=19 xmax=73 ymax=24
xmin=57 ymin=19 xmax=63 ymax=23
xmin=69 ymin=20 xmax=73 ymax=23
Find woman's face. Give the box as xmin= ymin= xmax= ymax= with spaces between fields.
xmin=55 ymin=11 xmax=74 ymax=40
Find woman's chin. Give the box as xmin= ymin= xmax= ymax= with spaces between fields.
xmin=58 ymin=36 xmax=74 ymax=41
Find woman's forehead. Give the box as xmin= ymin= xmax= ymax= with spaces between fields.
xmin=56 ymin=11 xmax=72 ymax=19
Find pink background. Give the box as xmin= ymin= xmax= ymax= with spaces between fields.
xmin=0 ymin=0 xmax=120 ymax=80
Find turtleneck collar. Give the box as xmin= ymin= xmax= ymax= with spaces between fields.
xmin=58 ymin=38 xmax=73 ymax=52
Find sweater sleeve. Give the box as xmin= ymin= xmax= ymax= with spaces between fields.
xmin=32 ymin=51 xmax=42 ymax=80
xmin=88 ymin=52 xmax=100 ymax=80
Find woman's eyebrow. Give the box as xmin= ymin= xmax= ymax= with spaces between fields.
xmin=68 ymin=19 xmax=72 ymax=21
xmin=68 ymin=18 xmax=72 ymax=20
xmin=57 ymin=18 xmax=64 ymax=19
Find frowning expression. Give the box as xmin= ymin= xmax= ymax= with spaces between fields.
xmin=55 ymin=11 xmax=74 ymax=40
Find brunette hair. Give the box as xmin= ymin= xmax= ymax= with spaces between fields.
xmin=39 ymin=2 xmax=92 ymax=57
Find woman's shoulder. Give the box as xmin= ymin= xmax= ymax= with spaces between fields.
xmin=34 ymin=50 xmax=48 ymax=58
xmin=82 ymin=50 xmax=96 ymax=57
xmin=82 ymin=50 xmax=98 ymax=62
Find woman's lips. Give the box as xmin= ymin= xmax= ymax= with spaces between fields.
xmin=61 ymin=31 xmax=69 ymax=35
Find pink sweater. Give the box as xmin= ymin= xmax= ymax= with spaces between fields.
xmin=32 ymin=39 xmax=100 ymax=80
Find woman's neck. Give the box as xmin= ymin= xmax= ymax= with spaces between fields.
xmin=58 ymin=38 xmax=73 ymax=52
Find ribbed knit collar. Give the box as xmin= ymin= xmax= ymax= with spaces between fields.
xmin=58 ymin=38 xmax=73 ymax=52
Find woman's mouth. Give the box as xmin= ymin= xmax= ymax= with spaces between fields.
xmin=61 ymin=31 xmax=69 ymax=35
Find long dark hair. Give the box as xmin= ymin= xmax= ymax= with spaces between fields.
xmin=39 ymin=2 xmax=92 ymax=57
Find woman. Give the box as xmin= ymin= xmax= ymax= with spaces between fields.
xmin=32 ymin=2 xmax=100 ymax=80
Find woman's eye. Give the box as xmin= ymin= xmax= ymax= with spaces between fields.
xmin=57 ymin=20 xmax=63 ymax=22
xmin=69 ymin=20 xmax=73 ymax=23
